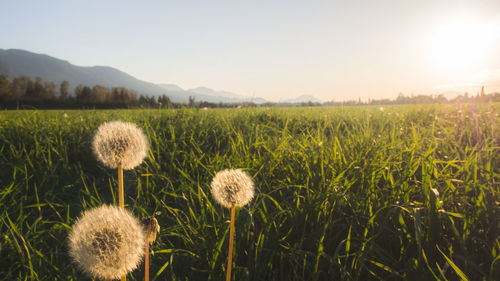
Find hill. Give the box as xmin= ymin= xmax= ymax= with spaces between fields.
xmin=0 ymin=49 xmax=267 ymax=103
xmin=281 ymin=94 xmax=322 ymax=104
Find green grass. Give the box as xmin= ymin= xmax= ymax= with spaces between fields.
xmin=0 ymin=104 xmax=498 ymax=280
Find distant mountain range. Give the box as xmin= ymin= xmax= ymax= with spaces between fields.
xmin=156 ymin=84 xmax=266 ymax=104
xmin=281 ymin=95 xmax=322 ymax=104
xmin=0 ymin=48 xmax=319 ymax=104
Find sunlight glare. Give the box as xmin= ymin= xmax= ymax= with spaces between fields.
xmin=429 ymin=18 xmax=497 ymax=72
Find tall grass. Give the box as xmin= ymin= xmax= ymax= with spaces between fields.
xmin=0 ymin=104 xmax=498 ymax=280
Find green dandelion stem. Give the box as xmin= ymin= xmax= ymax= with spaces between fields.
xmin=226 ymin=206 xmax=236 ymax=281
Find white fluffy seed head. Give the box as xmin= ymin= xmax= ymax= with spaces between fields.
xmin=92 ymin=121 xmax=148 ymax=170
xmin=68 ymin=205 xmax=145 ymax=280
xmin=210 ymin=169 xmax=255 ymax=208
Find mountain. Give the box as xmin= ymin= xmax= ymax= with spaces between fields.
xmin=0 ymin=48 xmax=181 ymax=99
xmin=0 ymin=49 xmax=266 ymax=103
xmin=157 ymin=83 xmax=184 ymax=92
xmin=158 ymin=84 xmax=267 ymax=104
xmin=281 ymin=95 xmax=322 ymax=104
xmin=189 ymin=87 xmax=242 ymax=99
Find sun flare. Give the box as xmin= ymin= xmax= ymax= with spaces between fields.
xmin=428 ymin=18 xmax=497 ymax=72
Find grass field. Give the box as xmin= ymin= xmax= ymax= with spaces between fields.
xmin=0 ymin=104 xmax=499 ymax=280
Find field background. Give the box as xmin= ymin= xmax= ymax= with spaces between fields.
xmin=0 ymin=104 xmax=498 ymax=281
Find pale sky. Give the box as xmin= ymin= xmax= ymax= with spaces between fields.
xmin=2 ymin=0 xmax=500 ymax=101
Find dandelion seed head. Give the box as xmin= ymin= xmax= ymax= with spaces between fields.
xmin=92 ymin=121 xmax=149 ymax=170
xmin=68 ymin=205 xmax=145 ymax=280
xmin=141 ymin=216 xmax=160 ymax=244
xmin=210 ymin=169 xmax=255 ymax=208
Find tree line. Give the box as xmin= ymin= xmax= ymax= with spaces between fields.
xmin=0 ymin=74 xmax=254 ymax=109
xmin=323 ymin=87 xmax=500 ymax=106
xmin=0 ymin=75 xmax=176 ymax=109
xmin=1 ymin=74 xmax=499 ymax=109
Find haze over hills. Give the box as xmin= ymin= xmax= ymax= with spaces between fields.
xmin=157 ymin=84 xmax=267 ymax=104
xmin=281 ymin=95 xmax=322 ymax=104
xmin=0 ymin=48 xmax=280 ymax=104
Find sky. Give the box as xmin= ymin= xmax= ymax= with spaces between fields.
xmin=2 ymin=0 xmax=500 ymax=102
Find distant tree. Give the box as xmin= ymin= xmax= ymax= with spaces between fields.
xmin=158 ymin=94 xmax=172 ymax=108
xmin=119 ymin=88 xmax=129 ymax=103
xmin=24 ymin=77 xmax=36 ymax=98
xmin=33 ymin=77 xmax=48 ymax=99
xmin=0 ymin=74 xmax=10 ymax=99
xmin=109 ymin=87 xmax=135 ymax=104
xmin=10 ymin=76 xmax=29 ymax=99
xmin=82 ymin=86 xmax=92 ymax=102
xmin=435 ymin=94 xmax=447 ymax=104
xmin=138 ymin=95 xmax=148 ymax=107
xmin=188 ymin=96 xmax=196 ymax=107
xmin=76 ymin=86 xmax=92 ymax=103
xmin=60 ymin=81 xmax=70 ymax=100
xmin=44 ymin=81 xmax=58 ymax=100
xmin=111 ymin=87 xmax=120 ymax=103
xmin=129 ymin=90 xmax=138 ymax=103
xmin=91 ymin=85 xmax=109 ymax=103
xmin=74 ymin=84 xmax=83 ymax=98
xmin=395 ymin=93 xmax=408 ymax=104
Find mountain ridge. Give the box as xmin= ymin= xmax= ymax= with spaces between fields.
xmin=0 ymin=49 xmax=271 ymax=103
xmin=281 ymin=94 xmax=322 ymax=104
xmin=0 ymin=48 xmax=179 ymax=100
xmin=0 ymin=49 xmax=320 ymax=104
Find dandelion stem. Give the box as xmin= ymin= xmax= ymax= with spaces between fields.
xmin=226 ymin=206 xmax=235 ymax=281
xmin=118 ymin=164 xmax=126 ymax=281
xmin=145 ymin=239 xmax=150 ymax=281
xmin=118 ymin=165 xmax=124 ymax=208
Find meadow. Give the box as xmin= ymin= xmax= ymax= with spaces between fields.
xmin=0 ymin=104 xmax=498 ymax=281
